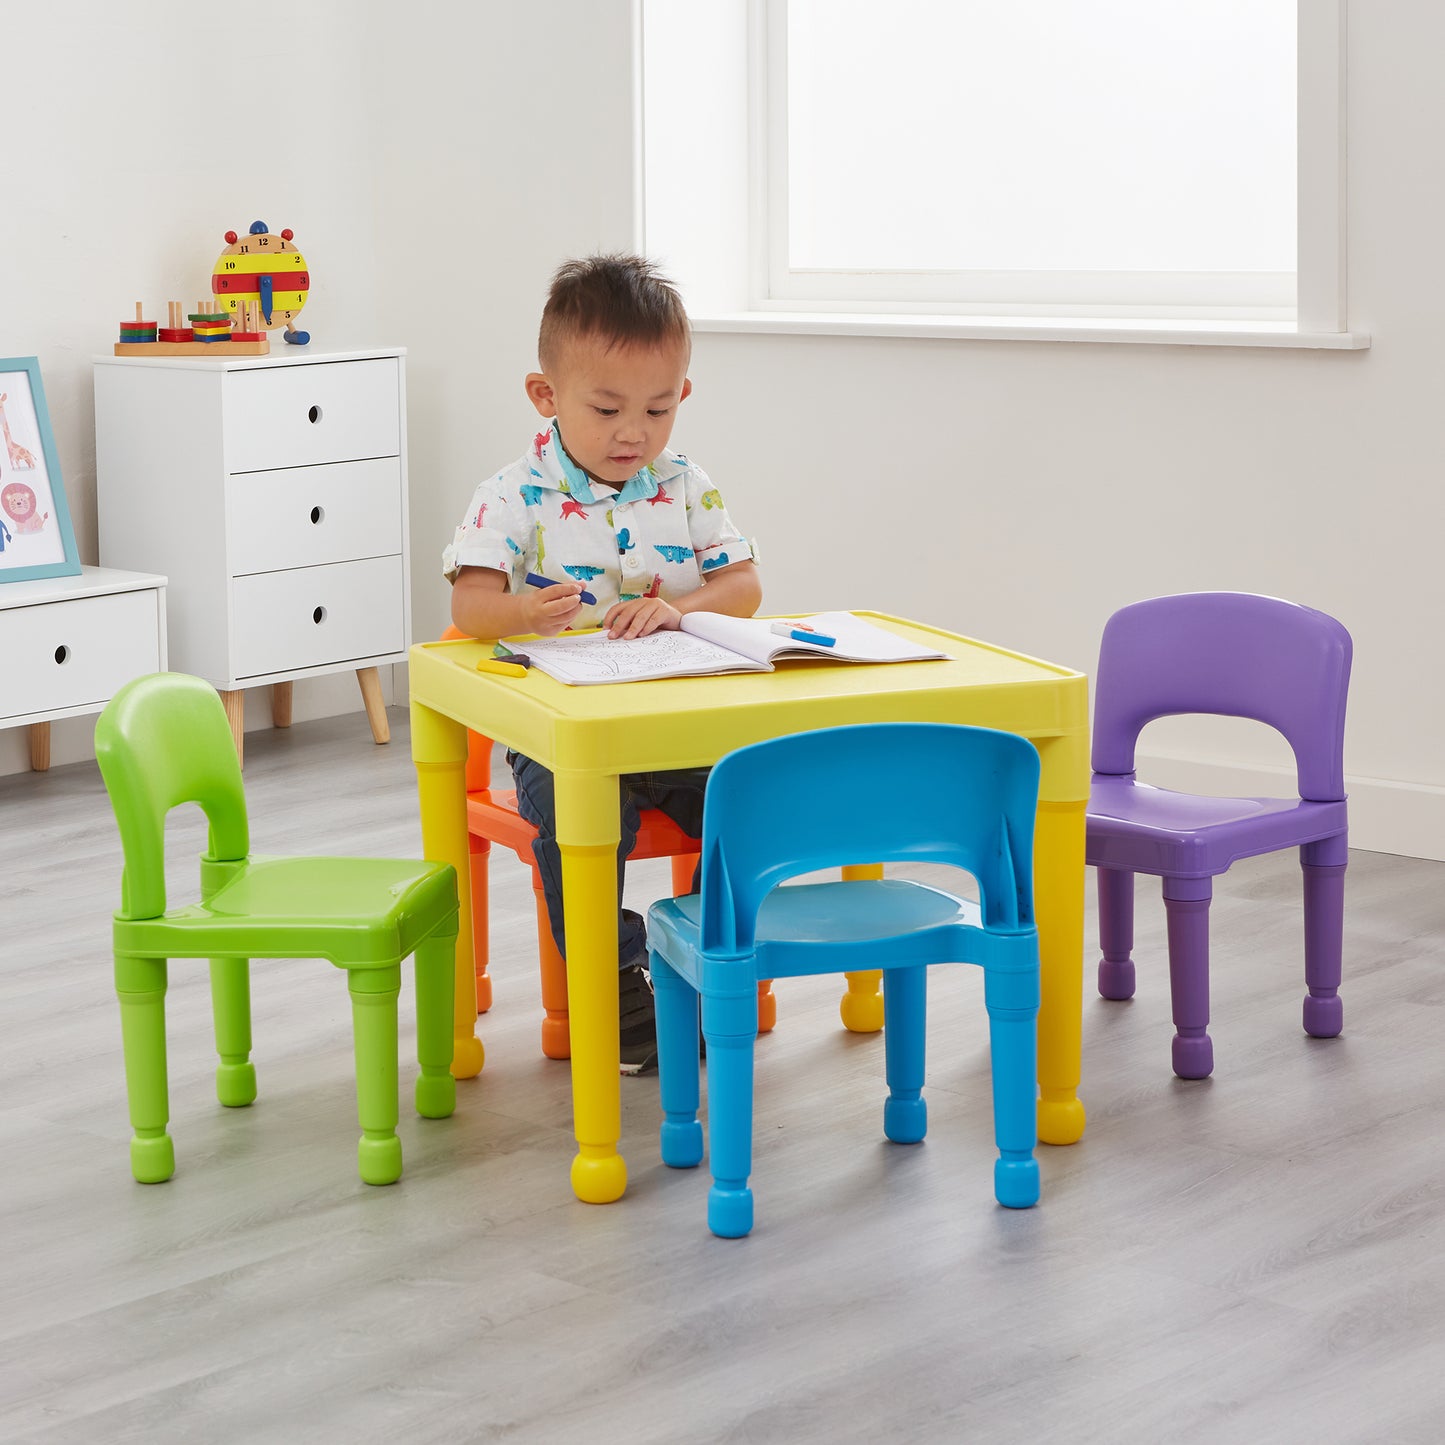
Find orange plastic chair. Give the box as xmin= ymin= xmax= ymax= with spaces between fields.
xmin=441 ymin=625 xmax=776 ymax=1057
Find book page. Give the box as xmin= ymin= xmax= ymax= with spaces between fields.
xmin=682 ymin=610 xmax=948 ymax=664
xmin=520 ymin=629 xmax=769 ymax=685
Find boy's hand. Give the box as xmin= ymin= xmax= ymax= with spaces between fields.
xmin=603 ymin=597 xmax=682 ymax=639
xmin=524 ymin=581 xmax=585 ymax=636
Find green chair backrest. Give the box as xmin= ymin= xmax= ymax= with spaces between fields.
xmin=95 ymin=673 xmax=250 ymax=921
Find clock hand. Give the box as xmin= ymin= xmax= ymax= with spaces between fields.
xmin=258 ymin=273 xmax=273 ymax=325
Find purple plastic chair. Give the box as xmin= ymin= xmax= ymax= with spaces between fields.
xmin=1086 ymin=592 xmax=1352 ymax=1079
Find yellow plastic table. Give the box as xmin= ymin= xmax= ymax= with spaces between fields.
xmin=409 ymin=612 xmax=1089 ymax=1203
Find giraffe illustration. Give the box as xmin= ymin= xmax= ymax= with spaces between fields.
xmin=0 ymin=393 xmax=38 ymax=471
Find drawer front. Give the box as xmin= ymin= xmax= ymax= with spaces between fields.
xmin=223 ymin=359 xmax=401 ymax=473
xmin=232 ymin=556 xmax=405 ymax=678
xmin=227 ymin=458 xmax=403 ymax=575
xmin=2 ymin=589 xmax=163 ymax=722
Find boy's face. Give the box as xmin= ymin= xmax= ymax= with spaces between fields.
xmin=525 ymin=334 xmax=691 ymax=488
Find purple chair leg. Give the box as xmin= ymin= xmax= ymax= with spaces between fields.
xmin=1163 ymin=875 xmax=1214 ymax=1079
xmin=1097 ymin=866 xmax=1136 ymax=1000
xmin=1301 ymin=834 xmax=1347 ymax=1038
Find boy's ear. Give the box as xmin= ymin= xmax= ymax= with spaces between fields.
xmin=525 ymin=372 xmax=557 ymax=416
xmin=680 ymin=377 xmax=692 ymax=402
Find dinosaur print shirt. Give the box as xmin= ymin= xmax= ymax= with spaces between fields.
xmin=442 ymin=420 xmax=755 ymax=627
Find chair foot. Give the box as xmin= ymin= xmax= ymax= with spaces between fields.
xmin=708 ymin=1183 xmax=754 ymax=1238
xmin=1303 ymin=993 xmax=1343 ymax=1038
xmin=995 ymin=1155 xmax=1040 ymax=1209
xmin=661 ymin=1117 xmax=704 ymax=1169
xmin=358 ymin=1133 xmax=403 ymax=1185
xmin=541 ymin=1016 xmax=571 ymax=1060
xmin=415 ymin=1071 xmax=457 ymax=1119
xmin=131 ymin=1131 xmax=175 ymax=1184
xmin=757 ymin=982 xmax=777 ymax=1034
xmin=1172 ymin=1031 xmax=1214 ymax=1079
xmin=475 ymin=974 xmax=493 ymax=1014
xmin=840 ymin=973 xmax=884 ymax=1033
xmin=883 ymin=1093 xmax=927 ymax=1144
xmin=1098 ymin=957 xmax=1136 ymax=1000
xmin=215 ymin=1060 xmax=257 ymax=1108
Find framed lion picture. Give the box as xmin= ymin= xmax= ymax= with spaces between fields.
xmin=0 ymin=357 xmax=81 ymax=583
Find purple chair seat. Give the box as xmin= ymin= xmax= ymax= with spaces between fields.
xmin=1085 ymin=592 xmax=1352 ymax=1081
xmin=1087 ymin=777 xmax=1349 ymax=876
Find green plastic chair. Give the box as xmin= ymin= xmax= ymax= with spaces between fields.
xmin=95 ymin=672 xmax=460 ymax=1187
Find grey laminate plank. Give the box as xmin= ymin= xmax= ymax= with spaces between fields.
xmin=2 ymin=711 xmax=1443 ymax=1444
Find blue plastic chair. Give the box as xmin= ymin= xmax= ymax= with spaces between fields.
xmin=1086 ymin=592 xmax=1352 ymax=1079
xmin=647 ymin=722 xmax=1043 ymax=1238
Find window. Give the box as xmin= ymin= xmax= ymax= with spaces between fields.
xmin=638 ymin=0 xmax=1357 ymax=344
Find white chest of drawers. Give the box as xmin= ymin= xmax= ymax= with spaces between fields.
xmin=94 ymin=348 xmax=410 ymax=762
xmin=0 ymin=567 xmax=167 ymax=770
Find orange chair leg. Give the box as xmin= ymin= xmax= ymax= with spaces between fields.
xmin=534 ymin=881 xmax=572 ymax=1060
xmin=468 ymin=835 xmax=493 ymax=1014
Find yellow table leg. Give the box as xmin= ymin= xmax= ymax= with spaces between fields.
xmin=1034 ymin=796 xmax=1087 ymax=1145
xmin=411 ymin=698 xmax=484 ymax=1080
xmin=558 ymin=771 xmax=628 ymax=1204
xmin=839 ymin=864 xmax=885 ymax=1032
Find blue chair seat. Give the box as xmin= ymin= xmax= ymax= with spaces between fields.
xmin=1087 ymin=778 xmax=1349 ymax=876
xmin=651 ymin=880 xmax=1037 ymax=978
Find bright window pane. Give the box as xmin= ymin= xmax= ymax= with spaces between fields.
xmin=786 ymin=0 xmax=1296 ymax=274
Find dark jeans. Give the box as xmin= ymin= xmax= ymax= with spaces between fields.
xmin=508 ymin=750 xmax=707 ymax=970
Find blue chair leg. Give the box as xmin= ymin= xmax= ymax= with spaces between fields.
xmin=1096 ymin=866 xmax=1136 ymax=1000
xmin=1163 ymin=875 xmax=1214 ymax=1079
xmin=702 ymin=983 xmax=759 ymax=1238
xmin=882 ymin=964 xmax=927 ymax=1144
xmin=984 ymin=963 xmax=1040 ymax=1209
xmin=1301 ymin=835 xmax=1347 ymax=1038
xmin=653 ymin=954 xmax=703 ymax=1169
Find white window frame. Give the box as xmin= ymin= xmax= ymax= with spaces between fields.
xmin=636 ymin=0 xmax=1365 ymax=348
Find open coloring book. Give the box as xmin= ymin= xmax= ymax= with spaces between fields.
xmin=514 ymin=611 xmax=948 ymax=686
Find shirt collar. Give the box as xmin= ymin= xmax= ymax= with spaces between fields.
xmin=543 ymin=420 xmax=685 ymax=506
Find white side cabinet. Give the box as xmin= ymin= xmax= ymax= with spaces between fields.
xmin=94 ymin=348 xmax=410 ymax=763
xmin=0 ymin=567 xmax=167 ymax=770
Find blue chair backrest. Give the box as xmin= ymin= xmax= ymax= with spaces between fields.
xmin=698 ymin=723 xmax=1041 ymax=955
xmin=1091 ymin=592 xmax=1353 ymax=802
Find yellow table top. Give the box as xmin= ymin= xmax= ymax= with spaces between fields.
xmin=407 ymin=611 xmax=1089 ymax=791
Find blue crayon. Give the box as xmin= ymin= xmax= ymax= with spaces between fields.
xmin=771 ymin=621 xmax=836 ymax=647
xmin=525 ymin=571 xmax=596 ymax=606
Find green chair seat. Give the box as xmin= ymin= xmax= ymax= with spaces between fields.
xmin=96 ymin=673 xmax=460 ymax=1188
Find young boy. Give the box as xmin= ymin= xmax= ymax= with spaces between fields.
xmin=443 ymin=254 xmax=762 ymax=1073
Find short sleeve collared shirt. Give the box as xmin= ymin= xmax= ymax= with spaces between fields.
xmin=442 ymin=420 xmax=755 ymax=629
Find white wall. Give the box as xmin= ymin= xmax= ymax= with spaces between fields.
xmin=3 ymin=2 xmax=1440 ymax=861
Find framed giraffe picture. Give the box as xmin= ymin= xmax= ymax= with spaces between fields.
xmin=0 ymin=357 xmax=81 ymax=583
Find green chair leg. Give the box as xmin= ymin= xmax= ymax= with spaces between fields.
xmin=115 ymin=953 xmax=176 ymax=1184
xmin=349 ymin=965 xmax=403 ymax=1185
xmin=413 ymin=933 xmax=458 ymax=1119
xmin=209 ymin=956 xmax=258 ymax=1107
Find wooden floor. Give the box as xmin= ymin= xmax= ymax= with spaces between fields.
xmin=4 ymin=708 xmax=1445 ymax=1444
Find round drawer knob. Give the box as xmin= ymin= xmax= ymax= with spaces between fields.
xmin=54 ymin=644 xmax=70 ymax=664
xmin=308 ymin=405 xmax=322 ymax=424
xmin=310 ymin=505 xmax=324 ymax=524
xmin=312 ymin=606 xmax=327 ymax=624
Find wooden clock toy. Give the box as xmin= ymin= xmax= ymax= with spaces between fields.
xmin=211 ymin=220 xmax=312 ymax=344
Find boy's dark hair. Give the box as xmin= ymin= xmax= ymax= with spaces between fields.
xmin=538 ymin=253 xmax=690 ymax=370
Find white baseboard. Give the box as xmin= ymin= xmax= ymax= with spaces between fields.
xmin=1137 ymin=752 xmax=1445 ymax=863
xmin=0 ymin=667 xmax=401 ymax=778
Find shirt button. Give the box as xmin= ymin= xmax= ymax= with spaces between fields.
xmin=624 ymin=556 xmax=639 ymax=570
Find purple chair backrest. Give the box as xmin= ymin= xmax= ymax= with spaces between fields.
xmin=1091 ymin=592 xmax=1352 ymax=802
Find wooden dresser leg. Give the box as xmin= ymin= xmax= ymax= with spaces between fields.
xmin=271 ymin=681 xmax=293 ymax=728
xmin=28 ymin=722 xmax=51 ymax=772
xmin=356 ymin=666 xmax=390 ymax=744
xmin=220 ymin=688 xmax=245 ymax=767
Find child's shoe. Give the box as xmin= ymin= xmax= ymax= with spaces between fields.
xmin=618 ymin=962 xmax=659 ymax=1075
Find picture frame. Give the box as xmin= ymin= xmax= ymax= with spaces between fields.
xmin=0 ymin=356 xmax=82 ymax=583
